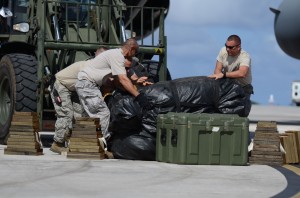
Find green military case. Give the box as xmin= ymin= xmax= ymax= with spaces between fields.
xmin=156 ymin=112 xmax=249 ymax=165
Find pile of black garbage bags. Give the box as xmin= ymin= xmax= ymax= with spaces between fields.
xmin=106 ymin=76 xmax=251 ymax=160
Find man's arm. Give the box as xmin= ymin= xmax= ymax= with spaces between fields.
xmin=214 ymin=60 xmax=223 ymax=74
xmin=118 ymin=73 xmax=152 ymax=109
xmin=208 ymin=60 xmax=223 ymax=79
xmin=209 ymin=61 xmax=249 ymax=79
xmin=225 ymin=65 xmax=248 ymax=78
xmin=117 ymin=73 xmax=140 ymax=97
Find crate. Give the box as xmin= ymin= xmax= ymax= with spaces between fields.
xmin=156 ymin=113 xmax=249 ymax=165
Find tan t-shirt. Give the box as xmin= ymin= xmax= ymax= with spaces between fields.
xmin=55 ymin=60 xmax=88 ymax=91
xmin=78 ymin=48 xmax=126 ymax=86
xmin=217 ymin=47 xmax=252 ymax=86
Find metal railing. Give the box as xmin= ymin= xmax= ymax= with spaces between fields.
xmin=43 ymin=0 xmax=166 ymax=51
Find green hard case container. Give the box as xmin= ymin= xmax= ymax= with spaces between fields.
xmin=156 ymin=112 xmax=249 ymax=165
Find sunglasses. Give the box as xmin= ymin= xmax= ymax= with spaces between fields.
xmin=225 ymin=43 xmax=240 ymax=49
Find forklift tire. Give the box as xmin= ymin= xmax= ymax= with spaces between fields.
xmin=0 ymin=54 xmax=37 ymax=144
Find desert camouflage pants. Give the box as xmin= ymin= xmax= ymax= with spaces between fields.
xmin=50 ymin=81 xmax=85 ymax=143
xmin=75 ymin=78 xmax=110 ymax=138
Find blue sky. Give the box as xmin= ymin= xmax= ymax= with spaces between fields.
xmin=163 ymin=0 xmax=299 ymax=106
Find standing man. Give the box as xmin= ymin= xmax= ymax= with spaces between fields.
xmin=50 ymin=47 xmax=107 ymax=154
xmin=75 ymin=38 xmax=150 ymax=149
xmin=208 ymin=34 xmax=253 ymax=116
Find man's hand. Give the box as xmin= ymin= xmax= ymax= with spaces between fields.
xmin=208 ymin=73 xmax=224 ymax=79
xmin=130 ymin=74 xmax=153 ymax=87
xmin=136 ymin=76 xmax=148 ymax=83
xmin=135 ymin=93 xmax=151 ymax=110
xmin=136 ymin=76 xmax=153 ymax=86
xmin=141 ymin=81 xmax=153 ymax=86
xmin=209 ymin=60 xmax=224 ymax=80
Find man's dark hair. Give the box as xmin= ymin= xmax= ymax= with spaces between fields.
xmin=227 ymin=35 xmax=241 ymax=44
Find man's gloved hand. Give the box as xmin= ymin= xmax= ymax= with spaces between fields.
xmin=135 ymin=93 xmax=151 ymax=110
xmin=52 ymin=87 xmax=62 ymax=105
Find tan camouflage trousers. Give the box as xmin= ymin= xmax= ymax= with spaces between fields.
xmin=75 ymin=78 xmax=110 ymax=138
xmin=50 ymin=81 xmax=85 ymax=143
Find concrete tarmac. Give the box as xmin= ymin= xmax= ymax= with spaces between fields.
xmin=0 ymin=146 xmax=297 ymax=198
xmin=1 ymin=105 xmax=300 ymax=198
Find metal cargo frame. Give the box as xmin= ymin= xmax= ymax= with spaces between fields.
xmin=33 ymin=0 xmax=168 ymax=127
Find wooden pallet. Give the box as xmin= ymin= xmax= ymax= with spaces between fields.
xmin=280 ymin=131 xmax=300 ymax=164
xmin=286 ymin=131 xmax=300 ymax=161
xmin=67 ymin=117 xmax=105 ymax=160
xmin=249 ymin=121 xmax=283 ymax=166
xmin=4 ymin=112 xmax=43 ymax=155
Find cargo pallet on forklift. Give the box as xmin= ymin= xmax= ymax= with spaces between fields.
xmin=156 ymin=112 xmax=249 ymax=165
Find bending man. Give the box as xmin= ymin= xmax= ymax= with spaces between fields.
xmin=50 ymin=47 xmax=107 ymax=154
xmin=75 ymin=38 xmax=151 ymax=149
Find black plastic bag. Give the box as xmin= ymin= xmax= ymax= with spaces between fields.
xmin=110 ymin=133 xmax=156 ymax=161
xmin=108 ymin=76 xmax=251 ymax=160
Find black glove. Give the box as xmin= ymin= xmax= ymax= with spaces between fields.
xmin=135 ymin=93 xmax=151 ymax=110
xmin=127 ymin=68 xmax=135 ymax=78
xmin=52 ymin=87 xmax=62 ymax=105
xmin=49 ymin=75 xmax=56 ymax=90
